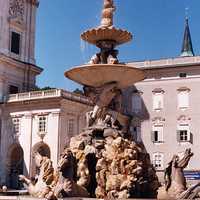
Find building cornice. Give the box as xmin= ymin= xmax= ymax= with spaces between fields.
xmin=0 ymin=53 xmax=43 ymax=75
xmin=128 ymin=56 xmax=200 ymax=70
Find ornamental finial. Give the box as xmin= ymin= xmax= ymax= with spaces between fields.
xmin=100 ymin=0 xmax=116 ymax=28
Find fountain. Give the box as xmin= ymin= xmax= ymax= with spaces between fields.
xmin=15 ymin=1 xmax=200 ymax=200
xmin=62 ymin=0 xmax=160 ymax=199
xmin=9 ymin=1 xmax=200 ymax=199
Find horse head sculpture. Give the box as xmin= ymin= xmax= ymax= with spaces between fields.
xmin=164 ymin=148 xmax=193 ymax=193
xmin=157 ymin=148 xmax=200 ymax=200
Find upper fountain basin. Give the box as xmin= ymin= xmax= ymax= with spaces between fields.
xmin=65 ymin=64 xmax=145 ymax=89
xmin=81 ymin=27 xmax=133 ymax=46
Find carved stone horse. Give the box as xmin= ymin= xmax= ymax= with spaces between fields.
xmin=19 ymin=152 xmax=54 ymax=198
xmin=158 ymin=148 xmax=200 ymax=199
xmin=46 ymin=148 xmax=89 ymax=200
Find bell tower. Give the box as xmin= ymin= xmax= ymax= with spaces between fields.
xmin=0 ymin=0 xmax=42 ymax=100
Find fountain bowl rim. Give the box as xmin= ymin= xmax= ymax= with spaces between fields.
xmin=64 ymin=64 xmax=145 ymax=89
xmin=81 ymin=27 xmax=133 ymax=46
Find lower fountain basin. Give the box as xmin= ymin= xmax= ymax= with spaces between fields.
xmin=64 ymin=64 xmax=145 ymax=88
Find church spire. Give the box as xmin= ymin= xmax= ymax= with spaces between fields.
xmin=180 ymin=17 xmax=194 ymax=57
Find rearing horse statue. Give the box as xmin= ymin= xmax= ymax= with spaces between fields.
xmin=158 ymin=148 xmax=200 ymax=199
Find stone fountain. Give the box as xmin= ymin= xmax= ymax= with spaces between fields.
xmin=17 ymin=1 xmax=160 ymax=199
xmin=15 ymin=1 xmax=200 ymax=199
xmin=63 ymin=0 xmax=160 ymax=199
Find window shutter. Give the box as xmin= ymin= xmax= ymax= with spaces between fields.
xmin=157 ymin=126 xmax=163 ymax=142
xmin=177 ymin=130 xmax=181 ymax=142
xmin=151 ymin=131 xmax=155 ymax=142
xmin=189 ymin=132 xmax=192 ymax=143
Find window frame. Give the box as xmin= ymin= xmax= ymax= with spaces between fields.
xmin=68 ymin=119 xmax=75 ymax=137
xmin=10 ymin=31 xmax=21 ymax=55
xmin=152 ymin=89 xmax=164 ymax=111
xmin=9 ymin=85 xmax=19 ymax=94
xmin=12 ymin=117 xmax=21 ymax=136
xmin=152 ymin=124 xmax=164 ymax=143
xmin=177 ymin=124 xmax=191 ymax=143
xmin=38 ymin=115 xmax=48 ymax=133
xmin=177 ymin=88 xmax=190 ymax=110
xmin=152 ymin=152 xmax=164 ymax=170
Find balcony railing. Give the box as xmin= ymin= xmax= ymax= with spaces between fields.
xmin=6 ymin=89 xmax=92 ymax=105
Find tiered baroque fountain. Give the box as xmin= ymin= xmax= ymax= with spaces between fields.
xmin=18 ymin=0 xmax=160 ymax=199
xmin=63 ymin=0 xmax=160 ymax=199
xmin=16 ymin=1 xmax=200 ymax=199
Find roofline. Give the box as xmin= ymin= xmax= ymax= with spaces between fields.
xmin=127 ymin=55 xmax=200 ymax=70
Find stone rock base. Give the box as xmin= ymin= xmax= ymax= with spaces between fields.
xmin=68 ymin=126 xmax=160 ymax=199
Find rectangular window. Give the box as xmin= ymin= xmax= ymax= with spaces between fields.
xmin=9 ymin=85 xmax=19 ymax=94
xmin=180 ymin=130 xmax=188 ymax=141
xmin=12 ymin=118 xmax=20 ymax=134
xmin=10 ymin=31 xmax=21 ymax=55
xmin=177 ymin=124 xmax=190 ymax=142
xmin=152 ymin=125 xmax=164 ymax=143
xmin=153 ymin=93 xmax=163 ymax=110
xmin=68 ymin=119 xmax=74 ymax=136
xmin=38 ymin=116 xmax=47 ymax=133
xmin=153 ymin=153 xmax=164 ymax=170
xmin=178 ymin=91 xmax=189 ymax=109
xmin=132 ymin=93 xmax=142 ymax=113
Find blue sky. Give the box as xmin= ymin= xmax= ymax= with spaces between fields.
xmin=35 ymin=0 xmax=200 ymax=91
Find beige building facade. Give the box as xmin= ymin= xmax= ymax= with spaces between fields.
xmin=127 ymin=56 xmax=200 ymax=181
xmin=123 ymin=18 xmax=200 ymax=182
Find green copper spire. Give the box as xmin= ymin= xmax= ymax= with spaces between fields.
xmin=180 ymin=18 xmax=194 ymax=57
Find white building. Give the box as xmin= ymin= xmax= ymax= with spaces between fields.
xmin=0 ymin=0 xmax=91 ymax=188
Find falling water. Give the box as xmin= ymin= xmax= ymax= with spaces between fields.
xmin=80 ymin=39 xmax=98 ymax=65
xmin=80 ymin=39 xmax=87 ymax=63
